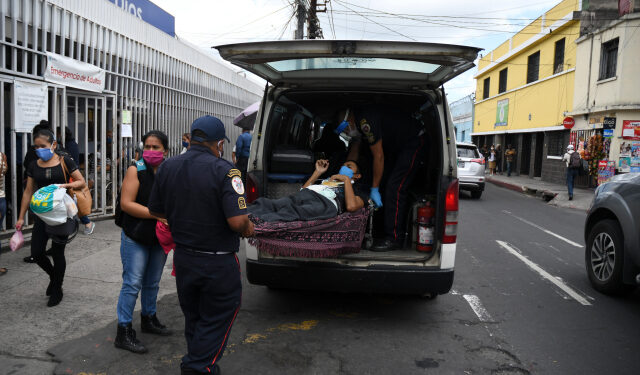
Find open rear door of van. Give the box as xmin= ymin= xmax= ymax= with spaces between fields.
xmin=215 ymin=40 xmax=481 ymax=89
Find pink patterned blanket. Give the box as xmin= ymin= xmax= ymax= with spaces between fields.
xmin=248 ymin=208 xmax=369 ymax=258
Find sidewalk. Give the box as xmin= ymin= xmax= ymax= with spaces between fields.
xmin=486 ymin=173 xmax=594 ymax=211
xmin=0 ymin=220 xmax=176 ymax=374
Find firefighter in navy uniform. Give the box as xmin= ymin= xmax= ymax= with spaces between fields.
xmin=149 ymin=115 xmax=254 ymax=375
xmin=343 ymin=106 xmax=426 ymax=251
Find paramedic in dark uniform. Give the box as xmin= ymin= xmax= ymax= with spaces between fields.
xmin=149 ymin=115 xmax=254 ymax=375
xmin=343 ymin=106 xmax=426 ymax=251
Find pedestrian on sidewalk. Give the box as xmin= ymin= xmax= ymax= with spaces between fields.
xmin=235 ymin=129 xmax=252 ymax=183
xmin=149 ymin=115 xmax=254 ymax=375
xmin=115 ymin=130 xmax=172 ymax=355
xmin=495 ymin=144 xmax=502 ymax=174
xmin=481 ymin=145 xmax=489 ymax=167
xmin=0 ymin=151 xmax=7 ymax=276
xmin=562 ymin=144 xmax=581 ymax=200
xmin=23 ymin=120 xmax=52 ymax=264
xmin=181 ymin=133 xmax=190 ymax=155
xmin=62 ymin=128 xmax=95 ymax=236
xmin=16 ymin=129 xmax=88 ymax=306
xmin=488 ymin=145 xmax=497 ymax=176
xmin=505 ymin=145 xmax=516 ymax=177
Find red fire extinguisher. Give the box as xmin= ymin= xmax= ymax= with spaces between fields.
xmin=417 ymin=202 xmax=435 ymax=252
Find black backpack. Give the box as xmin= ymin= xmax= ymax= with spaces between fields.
xmin=569 ymin=151 xmax=581 ymax=168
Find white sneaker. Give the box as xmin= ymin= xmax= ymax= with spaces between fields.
xmin=84 ymin=222 xmax=95 ymax=235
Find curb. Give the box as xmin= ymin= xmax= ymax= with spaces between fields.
xmin=487 ymin=177 xmax=559 ymax=200
xmin=486 ymin=177 xmax=559 ymax=199
xmin=486 ymin=178 xmax=528 ymax=194
xmin=487 ymin=177 xmax=591 ymax=212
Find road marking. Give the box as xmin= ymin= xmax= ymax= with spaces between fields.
xmin=496 ymin=240 xmax=592 ymax=306
xmin=462 ymin=294 xmax=493 ymax=322
xmin=502 ymin=210 xmax=583 ymax=248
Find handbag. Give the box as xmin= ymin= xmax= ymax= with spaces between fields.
xmin=60 ymin=157 xmax=93 ymax=217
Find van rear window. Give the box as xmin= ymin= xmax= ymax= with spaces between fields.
xmin=267 ymin=57 xmax=439 ymax=74
xmin=457 ymin=147 xmax=479 ymax=158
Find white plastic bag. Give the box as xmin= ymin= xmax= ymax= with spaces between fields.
xmin=63 ymin=193 xmax=78 ymax=218
xmin=29 ymin=184 xmax=69 ymax=225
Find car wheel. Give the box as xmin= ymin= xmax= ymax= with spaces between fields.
xmin=420 ymin=292 xmax=438 ymax=300
xmin=470 ymin=190 xmax=482 ymax=199
xmin=586 ymin=219 xmax=630 ymax=294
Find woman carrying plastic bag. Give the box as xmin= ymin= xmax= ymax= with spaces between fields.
xmin=16 ymin=129 xmax=87 ymax=307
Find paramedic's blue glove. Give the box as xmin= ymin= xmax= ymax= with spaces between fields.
xmin=370 ymin=187 xmax=383 ymax=208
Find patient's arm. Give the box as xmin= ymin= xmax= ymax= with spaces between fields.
xmin=331 ymin=174 xmax=364 ymax=212
xmin=302 ymin=159 xmax=329 ymax=188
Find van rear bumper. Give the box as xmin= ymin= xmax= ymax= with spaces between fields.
xmin=246 ymin=259 xmax=454 ymax=295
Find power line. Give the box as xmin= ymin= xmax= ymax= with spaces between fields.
xmin=203 ymin=4 xmax=291 ymax=42
xmin=336 ymin=0 xmax=417 ymax=41
xmin=279 ymin=7 xmax=298 ymax=39
xmin=333 ymin=0 xmax=581 ymax=37
xmin=334 ymin=0 xmax=579 ymax=22
xmin=327 ymin=0 xmax=337 ymax=38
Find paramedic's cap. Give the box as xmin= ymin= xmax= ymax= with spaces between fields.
xmin=567 ymin=144 xmax=574 ymax=150
xmin=191 ymin=115 xmax=230 ymax=143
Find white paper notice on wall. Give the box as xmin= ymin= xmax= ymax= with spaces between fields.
xmin=13 ymin=80 xmax=49 ymax=133
xmin=121 ymin=124 xmax=133 ymax=138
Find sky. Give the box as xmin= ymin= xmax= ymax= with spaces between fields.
xmin=151 ymin=0 xmax=564 ymax=102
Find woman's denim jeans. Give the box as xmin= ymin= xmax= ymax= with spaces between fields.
xmin=117 ymin=231 xmax=167 ymax=325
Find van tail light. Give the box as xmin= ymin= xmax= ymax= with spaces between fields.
xmin=471 ymin=158 xmax=485 ymax=165
xmin=443 ymin=179 xmax=459 ymax=244
xmin=246 ymin=174 xmax=259 ymax=203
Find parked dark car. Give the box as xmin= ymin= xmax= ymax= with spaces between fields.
xmin=584 ymin=173 xmax=640 ymax=294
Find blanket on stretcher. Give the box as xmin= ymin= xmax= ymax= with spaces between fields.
xmin=248 ymin=208 xmax=369 ymax=258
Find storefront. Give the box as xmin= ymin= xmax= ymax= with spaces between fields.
xmin=1 ymin=0 xmax=263 ymax=228
xmin=569 ymin=113 xmax=640 ymax=187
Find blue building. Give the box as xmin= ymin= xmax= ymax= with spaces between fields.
xmin=449 ymin=94 xmax=475 ymax=143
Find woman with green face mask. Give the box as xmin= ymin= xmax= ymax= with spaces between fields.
xmin=16 ymin=129 xmax=87 ymax=307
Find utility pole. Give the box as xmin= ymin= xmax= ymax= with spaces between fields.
xmin=308 ymin=0 xmax=318 ymax=39
xmin=295 ymin=0 xmax=306 ymax=40
xmin=307 ymin=0 xmax=326 ymax=39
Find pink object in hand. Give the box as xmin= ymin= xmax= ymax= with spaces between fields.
xmin=156 ymin=221 xmax=176 ymax=277
xmin=10 ymin=230 xmax=24 ymax=252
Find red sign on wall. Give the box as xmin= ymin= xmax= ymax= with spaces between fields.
xmin=622 ymin=120 xmax=640 ymax=140
xmin=563 ymin=116 xmax=575 ymax=129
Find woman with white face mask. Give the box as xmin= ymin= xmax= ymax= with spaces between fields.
xmin=16 ymin=129 xmax=87 ymax=307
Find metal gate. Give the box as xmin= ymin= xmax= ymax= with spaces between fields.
xmin=3 ymin=77 xmax=66 ymax=229
xmin=66 ymin=92 xmax=117 ymax=218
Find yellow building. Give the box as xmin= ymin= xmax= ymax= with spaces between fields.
xmin=472 ymin=0 xmax=581 ymax=183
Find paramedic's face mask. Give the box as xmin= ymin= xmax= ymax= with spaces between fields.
xmin=335 ymin=109 xmax=359 ymax=143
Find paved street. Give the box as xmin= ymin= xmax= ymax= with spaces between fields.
xmin=2 ymin=184 xmax=639 ymax=374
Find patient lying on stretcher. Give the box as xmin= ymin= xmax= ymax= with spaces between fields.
xmin=248 ymin=159 xmax=370 ymax=222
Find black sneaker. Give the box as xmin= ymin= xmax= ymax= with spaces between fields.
xmin=23 ymin=256 xmax=36 ymax=263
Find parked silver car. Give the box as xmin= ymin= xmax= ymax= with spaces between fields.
xmin=585 ymin=173 xmax=640 ymax=294
xmin=456 ymin=142 xmax=485 ymax=199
